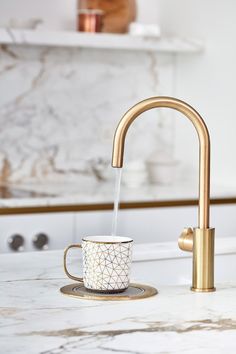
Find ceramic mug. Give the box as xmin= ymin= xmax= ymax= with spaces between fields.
xmin=64 ymin=236 xmax=133 ymax=293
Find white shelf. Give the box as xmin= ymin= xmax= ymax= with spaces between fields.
xmin=0 ymin=28 xmax=203 ymax=53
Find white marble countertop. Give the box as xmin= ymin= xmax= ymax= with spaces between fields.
xmin=1 ymin=247 xmax=236 ymax=354
xmin=0 ymin=180 xmax=235 ymax=209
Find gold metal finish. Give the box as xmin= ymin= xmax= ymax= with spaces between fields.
xmin=60 ymin=282 xmax=158 ymax=301
xmin=64 ymin=244 xmax=83 ymax=282
xmin=82 ymin=238 xmax=133 ymax=244
xmin=0 ymin=197 xmax=235 ymax=215
xmin=178 ymin=228 xmax=193 ymax=252
xmin=112 ymin=96 xmax=210 ymax=229
xmin=191 ymin=228 xmax=215 ymax=292
xmin=111 ymin=96 xmax=215 ymax=292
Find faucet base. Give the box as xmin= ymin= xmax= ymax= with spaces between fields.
xmin=191 ymin=287 xmax=216 ymax=292
xmin=192 ymin=228 xmax=215 ymax=292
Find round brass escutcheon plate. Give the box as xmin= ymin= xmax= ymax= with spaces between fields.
xmin=191 ymin=287 xmax=216 ymax=293
xmin=60 ymin=282 xmax=158 ymax=301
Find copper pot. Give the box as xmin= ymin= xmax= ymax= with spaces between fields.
xmin=78 ymin=0 xmax=137 ymax=33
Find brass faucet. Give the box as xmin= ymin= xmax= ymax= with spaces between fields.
xmin=112 ymin=96 xmax=215 ymax=292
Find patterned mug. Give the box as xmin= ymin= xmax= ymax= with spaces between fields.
xmin=63 ymin=236 xmax=133 ymax=293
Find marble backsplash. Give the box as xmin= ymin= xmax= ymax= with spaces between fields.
xmin=0 ymin=44 xmax=175 ymax=184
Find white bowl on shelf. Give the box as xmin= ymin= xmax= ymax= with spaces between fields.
xmin=122 ymin=160 xmax=148 ymax=188
xmin=147 ymin=159 xmax=179 ymax=185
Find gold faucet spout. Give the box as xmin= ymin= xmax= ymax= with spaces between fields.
xmin=111 ymin=96 xmax=215 ymax=292
xmin=112 ymin=96 xmax=210 ymax=229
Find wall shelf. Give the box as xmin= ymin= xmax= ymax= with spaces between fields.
xmin=0 ymin=28 xmax=203 ymax=53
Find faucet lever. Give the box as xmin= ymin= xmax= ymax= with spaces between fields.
xmin=178 ymin=228 xmax=193 ymax=252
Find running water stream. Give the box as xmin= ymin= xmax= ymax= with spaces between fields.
xmin=111 ymin=168 xmax=122 ymax=236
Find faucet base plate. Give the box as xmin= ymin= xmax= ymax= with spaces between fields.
xmin=191 ymin=287 xmax=216 ymax=293
xmin=60 ymin=282 xmax=158 ymax=301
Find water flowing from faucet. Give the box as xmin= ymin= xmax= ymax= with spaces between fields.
xmin=111 ymin=168 xmax=122 ymax=236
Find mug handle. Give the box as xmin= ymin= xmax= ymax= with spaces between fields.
xmin=63 ymin=244 xmax=83 ymax=282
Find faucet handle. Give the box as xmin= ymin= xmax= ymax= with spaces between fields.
xmin=178 ymin=227 xmax=193 ymax=252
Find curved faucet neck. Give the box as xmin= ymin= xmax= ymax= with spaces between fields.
xmin=112 ymin=96 xmax=210 ymax=229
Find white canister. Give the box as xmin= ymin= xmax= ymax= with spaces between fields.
xmin=147 ymin=159 xmax=179 ymax=185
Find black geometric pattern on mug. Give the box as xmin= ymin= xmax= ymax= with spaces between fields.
xmin=83 ymin=242 xmax=132 ymax=290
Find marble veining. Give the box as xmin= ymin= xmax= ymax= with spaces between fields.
xmin=1 ymin=249 xmax=236 ymax=354
xmin=22 ymin=318 xmax=236 ymax=337
xmin=0 ymin=43 xmax=174 ymax=185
